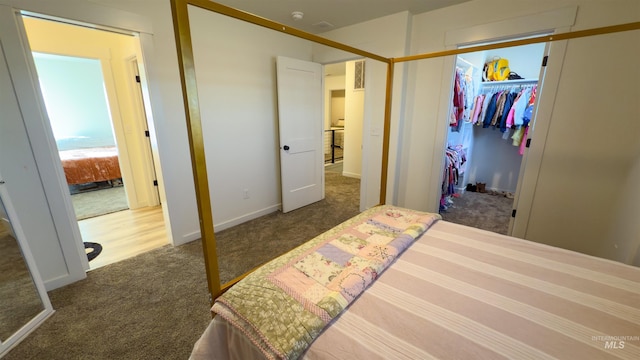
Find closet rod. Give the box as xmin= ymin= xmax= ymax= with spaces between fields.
xmin=481 ymin=79 xmax=538 ymax=86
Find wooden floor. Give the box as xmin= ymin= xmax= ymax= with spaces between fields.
xmin=78 ymin=206 xmax=168 ymax=270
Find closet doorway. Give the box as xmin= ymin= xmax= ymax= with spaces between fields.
xmin=22 ymin=15 xmax=167 ymax=270
xmin=439 ymin=41 xmax=547 ymax=235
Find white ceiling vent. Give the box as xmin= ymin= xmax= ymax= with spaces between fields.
xmin=312 ymin=21 xmax=334 ymax=30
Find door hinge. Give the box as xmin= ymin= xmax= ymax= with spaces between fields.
xmin=542 ymin=56 xmax=548 ymax=67
xmin=153 ymin=180 xmax=158 ymax=186
xmin=144 ymin=130 xmax=150 ymax=137
xmin=526 ymin=138 xmax=532 ymax=148
xmin=512 ymin=209 xmax=517 ymax=218
xmin=135 ymin=75 xmax=141 ymax=83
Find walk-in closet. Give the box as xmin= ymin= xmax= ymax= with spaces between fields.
xmin=440 ymin=42 xmax=547 ymax=234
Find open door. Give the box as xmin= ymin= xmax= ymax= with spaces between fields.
xmin=0 ymin=40 xmax=54 ymax=355
xmin=276 ymin=56 xmax=324 ymax=213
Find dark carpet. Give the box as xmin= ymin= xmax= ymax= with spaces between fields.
xmin=0 ymin=222 xmax=45 ymax=342
xmin=439 ymin=191 xmax=514 ymax=235
xmin=4 ymin=240 xmax=210 ymax=360
xmin=216 ymin=171 xmax=360 ymax=283
xmin=4 ymin=171 xmax=360 ymax=360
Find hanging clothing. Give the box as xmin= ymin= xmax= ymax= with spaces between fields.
xmin=481 ymin=92 xmax=500 ymax=128
xmin=440 ymin=145 xmax=466 ymax=212
xmin=470 ymin=94 xmax=485 ymax=125
xmin=519 ymin=126 xmax=530 ymax=155
xmin=499 ymin=92 xmax=518 ymax=132
xmin=450 ymin=68 xmax=464 ymax=129
xmin=489 ymin=91 xmax=507 ymax=128
xmin=441 ymin=146 xmax=466 ymax=195
xmin=450 ymin=67 xmax=475 ymax=132
xmin=470 ymin=83 xmax=538 ymax=155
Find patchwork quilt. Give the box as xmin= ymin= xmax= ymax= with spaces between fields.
xmin=212 ymin=205 xmax=441 ymax=360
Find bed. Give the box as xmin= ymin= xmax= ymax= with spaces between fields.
xmin=58 ymin=146 xmax=122 ymax=185
xmin=190 ymin=205 xmax=640 ymax=360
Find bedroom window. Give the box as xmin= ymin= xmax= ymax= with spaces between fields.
xmin=354 ymin=60 xmax=365 ymax=90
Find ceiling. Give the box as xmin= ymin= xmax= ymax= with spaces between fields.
xmin=89 ymin=0 xmax=469 ymax=34
xmin=86 ymin=0 xmax=469 ymax=73
xmin=190 ymin=0 xmax=470 ymax=34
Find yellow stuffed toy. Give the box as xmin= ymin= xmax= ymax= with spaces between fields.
xmin=484 ymin=58 xmax=510 ymax=81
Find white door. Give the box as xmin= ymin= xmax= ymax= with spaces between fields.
xmin=276 ymin=56 xmax=324 ymax=213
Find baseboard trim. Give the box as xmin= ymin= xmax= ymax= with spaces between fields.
xmin=44 ymin=271 xmax=87 ymax=291
xmin=178 ymin=231 xmax=201 ymax=246
xmin=214 ymin=204 xmax=281 ymax=232
xmin=1 ymin=218 xmax=13 ymax=238
xmin=457 ymin=185 xmax=516 ymax=194
xmin=177 ymin=204 xmax=283 ymax=244
xmin=342 ymin=171 xmax=361 ymax=179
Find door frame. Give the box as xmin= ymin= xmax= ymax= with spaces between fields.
xmin=441 ymin=41 xmax=550 ymax=235
xmin=429 ymin=7 xmax=577 ymax=238
xmin=126 ymin=55 xmax=161 ymax=207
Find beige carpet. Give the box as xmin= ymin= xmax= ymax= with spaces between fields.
xmin=439 ymin=191 xmax=514 ymax=235
xmin=4 ymin=171 xmax=360 ymax=360
xmin=5 ymin=176 xmax=511 ymax=359
xmin=215 ymin=171 xmax=360 ymax=283
xmin=0 ymin=221 xmax=45 ymax=341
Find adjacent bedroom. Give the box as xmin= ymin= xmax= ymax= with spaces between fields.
xmin=23 ymin=16 xmax=167 ymax=270
xmin=32 ymin=52 xmax=128 ymax=221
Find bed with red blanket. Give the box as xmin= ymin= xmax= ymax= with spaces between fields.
xmin=58 ymin=146 xmax=121 ymax=185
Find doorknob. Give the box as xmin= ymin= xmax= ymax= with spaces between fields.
xmin=283 ymin=145 xmax=290 ymax=151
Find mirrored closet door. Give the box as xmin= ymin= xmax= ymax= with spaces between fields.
xmin=0 ymin=182 xmax=53 ymax=357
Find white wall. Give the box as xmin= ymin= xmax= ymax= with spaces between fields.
xmin=315 ymin=11 xmax=413 ymax=209
xmin=323 ymin=74 xmax=345 ymax=151
xmin=524 ymin=28 xmax=640 ymax=261
xmin=342 ymin=60 xmax=364 ymax=178
xmin=330 ymin=96 xmax=345 ymax=126
xmin=108 ymin=0 xmax=200 ymax=245
xmin=612 ymin=153 xmax=640 ymax=266
xmin=465 ymin=127 xmax=522 ymax=193
xmin=400 ymin=0 xmax=640 ymax=264
xmin=188 ymin=7 xmax=313 ymax=230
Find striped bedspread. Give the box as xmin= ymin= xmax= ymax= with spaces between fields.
xmin=211 ymin=206 xmax=440 ymax=360
xmin=301 ymin=221 xmax=640 ymax=359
